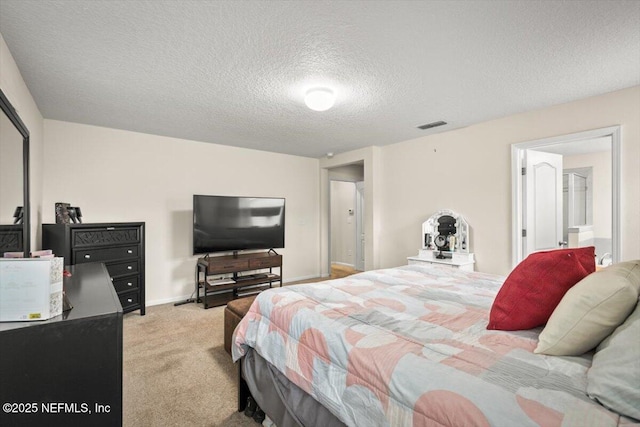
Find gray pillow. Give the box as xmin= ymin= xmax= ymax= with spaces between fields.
xmin=587 ymin=300 xmax=640 ymax=420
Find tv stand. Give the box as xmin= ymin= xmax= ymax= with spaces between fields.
xmin=195 ymin=252 xmax=282 ymax=308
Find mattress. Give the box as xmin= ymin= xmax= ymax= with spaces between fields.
xmin=232 ymin=264 xmax=632 ymax=426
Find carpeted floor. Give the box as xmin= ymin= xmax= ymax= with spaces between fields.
xmin=123 ymin=302 xmax=257 ymax=427
xmin=122 ymin=267 xmax=359 ymax=426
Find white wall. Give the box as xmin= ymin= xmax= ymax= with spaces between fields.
xmin=42 ymin=120 xmax=320 ymax=305
xmin=377 ymin=86 xmax=640 ymax=275
xmin=0 ymin=34 xmax=44 ymax=250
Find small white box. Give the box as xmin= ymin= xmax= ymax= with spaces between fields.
xmin=0 ymin=257 xmax=64 ymax=321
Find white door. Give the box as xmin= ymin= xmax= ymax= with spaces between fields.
xmin=355 ymin=181 xmax=365 ymax=271
xmin=524 ymin=150 xmax=563 ymax=256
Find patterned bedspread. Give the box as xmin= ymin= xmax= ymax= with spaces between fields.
xmin=232 ymin=265 xmax=629 ymax=427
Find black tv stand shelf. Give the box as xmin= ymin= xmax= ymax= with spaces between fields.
xmin=195 ymin=252 xmax=282 ymax=308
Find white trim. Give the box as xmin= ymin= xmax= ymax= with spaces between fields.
xmin=355 ymin=181 xmax=365 ymax=271
xmin=511 ymin=126 xmax=621 ymax=267
xmin=146 ymin=295 xmax=196 ymax=307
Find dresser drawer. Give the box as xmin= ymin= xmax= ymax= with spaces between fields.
xmin=74 ymin=245 xmax=139 ymax=264
xmin=71 ymin=227 xmax=141 ymax=248
xmin=207 ymin=258 xmax=249 ymax=274
xmin=118 ymin=291 xmax=139 ymax=310
xmin=106 ymin=260 xmax=139 ymax=277
xmin=249 ymin=255 xmax=282 ymax=269
xmin=113 ymin=276 xmax=139 ymax=293
xmin=42 ymin=222 xmax=146 ymax=316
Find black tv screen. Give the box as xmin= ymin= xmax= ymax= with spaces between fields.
xmin=193 ymin=195 xmax=285 ymax=254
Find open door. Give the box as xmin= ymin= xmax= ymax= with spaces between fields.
xmin=524 ymin=150 xmax=563 ymax=256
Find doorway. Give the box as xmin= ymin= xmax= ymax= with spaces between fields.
xmin=511 ymin=126 xmax=620 ymax=267
xmin=328 ymin=163 xmax=365 ymax=275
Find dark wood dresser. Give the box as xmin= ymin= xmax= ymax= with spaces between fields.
xmin=0 ymin=263 xmax=123 ymax=427
xmin=43 ymin=222 xmax=145 ymax=315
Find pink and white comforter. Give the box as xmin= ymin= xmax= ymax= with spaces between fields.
xmin=232 ymin=265 xmax=630 ymax=427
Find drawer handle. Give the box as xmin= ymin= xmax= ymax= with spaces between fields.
xmin=127 ymin=266 xmax=133 ymax=270
xmin=84 ymin=254 xmax=91 ymax=259
xmin=127 ymin=282 xmax=133 ymax=287
xmin=111 ymin=278 xmax=114 ymax=282
xmin=127 ymin=250 xmax=133 ymax=254
xmin=127 ymin=298 xmax=133 ymax=303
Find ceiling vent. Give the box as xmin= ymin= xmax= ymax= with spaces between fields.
xmin=417 ymin=121 xmax=447 ymax=130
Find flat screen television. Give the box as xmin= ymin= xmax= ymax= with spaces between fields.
xmin=193 ymin=195 xmax=285 ymax=254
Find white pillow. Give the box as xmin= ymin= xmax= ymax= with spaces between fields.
xmin=587 ymin=301 xmax=640 ymax=420
xmin=535 ymin=260 xmax=640 ymax=356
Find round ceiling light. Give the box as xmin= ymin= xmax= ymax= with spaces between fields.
xmin=304 ymin=88 xmax=335 ymax=111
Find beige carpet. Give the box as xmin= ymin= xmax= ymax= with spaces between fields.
xmin=123 ymin=302 xmax=257 ymax=427
xmin=122 ymin=269 xmax=359 ymax=426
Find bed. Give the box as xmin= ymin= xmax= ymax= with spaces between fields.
xmin=232 ymin=263 xmax=640 ymax=427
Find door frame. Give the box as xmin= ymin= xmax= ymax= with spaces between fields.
xmin=511 ymin=126 xmax=620 ymax=268
xmin=355 ymin=181 xmax=365 ymax=271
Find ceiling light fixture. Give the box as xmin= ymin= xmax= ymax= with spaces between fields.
xmin=304 ymin=88 xmax=335 ymax=111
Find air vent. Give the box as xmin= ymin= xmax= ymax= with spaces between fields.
xmin=417 ymin=121 xmax=447 ymax=130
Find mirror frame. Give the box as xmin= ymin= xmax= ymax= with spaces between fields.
xmin=0 ymin=89 xmax=30 ymax=257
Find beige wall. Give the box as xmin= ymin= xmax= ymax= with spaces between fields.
xmin=0 ymin=34 xmax=44 ymax=251
xmin=42 ymin=120 xmax=321 ymax=305
xmin=377 ymin=86 xmax=640 ymax=275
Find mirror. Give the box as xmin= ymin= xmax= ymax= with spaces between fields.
xmin=0 ymin=89 xmax=30 ymax=257
xmin=422 ymin=209 xmax=470 ymax=255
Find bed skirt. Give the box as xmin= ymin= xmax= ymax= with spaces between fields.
xmin=241 ymin=347 xmax=347 ymax=427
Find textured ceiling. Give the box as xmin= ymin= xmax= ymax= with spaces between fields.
xmin=0 ymin=0 xmax=639 ymax=158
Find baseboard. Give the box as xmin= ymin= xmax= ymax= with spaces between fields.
xmin=147 ymin=294 xmax=196 ymax=307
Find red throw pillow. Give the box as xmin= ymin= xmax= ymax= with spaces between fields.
xmin=487 ymin=247 xmax=595 ymax=331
